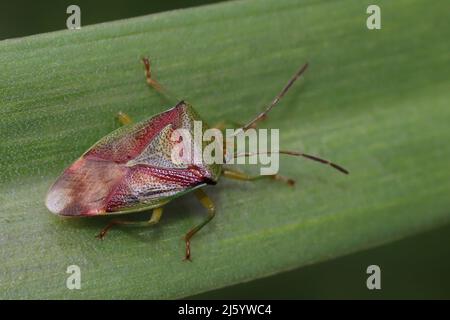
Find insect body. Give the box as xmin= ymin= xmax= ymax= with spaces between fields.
xmin=46 ymin=58 xmax=348 ymax=260
xmin=46 ymin=101 xmax=219 ymax=216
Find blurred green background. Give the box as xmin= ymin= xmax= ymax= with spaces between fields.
xmin=2 ymin=0 xmax=449 ymax=299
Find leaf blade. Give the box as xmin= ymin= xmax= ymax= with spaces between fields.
xmin=0 ymin=0 xmax=449 ymax=298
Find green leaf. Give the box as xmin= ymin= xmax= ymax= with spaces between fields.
xmin=1 ymin=0 xmax=449 ymax=299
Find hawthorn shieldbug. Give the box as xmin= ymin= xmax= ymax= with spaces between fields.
xmin=45 ymin=58 xmax=348 ymax=260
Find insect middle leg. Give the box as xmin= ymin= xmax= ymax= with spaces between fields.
xmin=142 ymin=57 xmax=164 ymax=92
xmin=183 ymin=189 xmax=216 ymax=261
xmin=141 ymin=57 xmax=179 ymax=103
xmin=222 ymin=168 xmax=295 ymax=186
xmin=96 ymin=207 xmax=163 ymax=239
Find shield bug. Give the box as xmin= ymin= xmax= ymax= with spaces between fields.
xmin=45 ymin=58 xmax=348 ymax=260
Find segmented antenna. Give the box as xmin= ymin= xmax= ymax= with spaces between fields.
xmin=237 ymin=62 xmax=309 ymax=133
xmin=232 ymin=150 xmax=349 ymax=175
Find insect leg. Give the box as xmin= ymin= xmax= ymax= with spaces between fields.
xmin=116 ymin=111 xmax=133 ymax=126
xmin=142 ymin=57 xmax=164 ymax=92
xmin=183 ymin=189 xmax=216 ymax=261
xmin=141 ymin=57 xmax=179 ymax=103
xmin=96 ymin=207 xmax=163 ymax=239
xmin=222 ymin=168 xmax=295 ymax=186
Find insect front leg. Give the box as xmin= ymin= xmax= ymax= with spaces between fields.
xmin=222 ymin=168 xmax=295 ymax=186
xmin=96 ymin=207 xmax=163 ymax=239
xmin=183 ymin=189 xmax=216 ymax=261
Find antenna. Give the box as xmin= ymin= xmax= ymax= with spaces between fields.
xmin=238 ymin=62 xmax=309 ymax=133
xmin=232 ymin=150 xmax=349 ymax=175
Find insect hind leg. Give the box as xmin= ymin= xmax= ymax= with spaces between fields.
xmin=115 ymin=111 xmax=133 ymax=126
xmin=96 ymin=207 xmax=163 ymax=239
